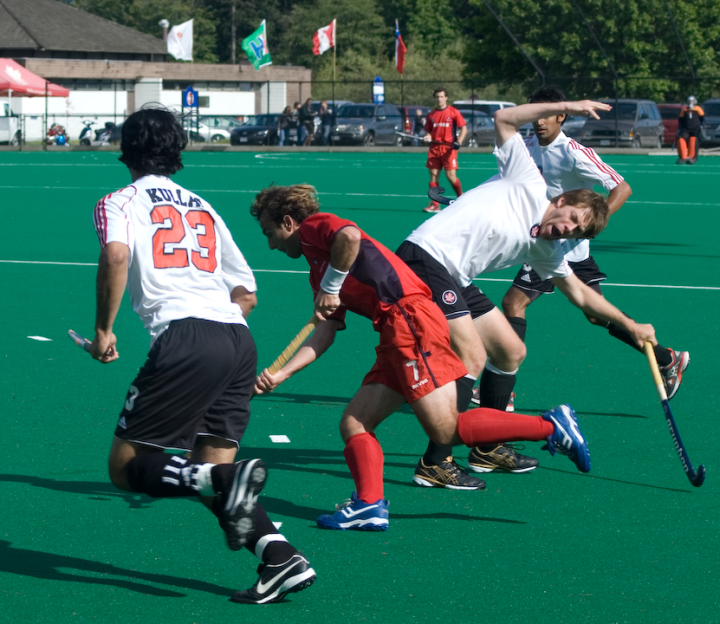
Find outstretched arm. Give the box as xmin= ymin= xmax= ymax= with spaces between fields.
xmin=552 ymin=273 xmax=656 ymax=347
xmin=494 ymin=100 xmax=612 ymax=148
xmin=254 ymin=318 xmax=341 ymax=394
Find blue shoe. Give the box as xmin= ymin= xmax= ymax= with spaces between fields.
xmin=541 ymin=405 xmax=591 ymax=473
xmin=316 ymin=492 xmax=389 ymax=531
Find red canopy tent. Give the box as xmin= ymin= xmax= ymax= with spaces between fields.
xmin=0 ymin=58 xmax=69 ymax=97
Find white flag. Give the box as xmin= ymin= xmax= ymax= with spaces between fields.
xmin=167 ymin=19 xmax=194 ymax=61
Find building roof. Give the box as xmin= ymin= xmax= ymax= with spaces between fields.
xmin=0 ymin=0 xmax=167 ymax=56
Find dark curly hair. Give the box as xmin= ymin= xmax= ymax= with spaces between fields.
xmin=118 ymin=106 xmax=186 ymax=176
xmin=250 ymin=184 xmax=320 ymax=225
xmin=529 ymin=86 xmax=568 ymax=124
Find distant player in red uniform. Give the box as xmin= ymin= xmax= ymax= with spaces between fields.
xmin=423 ymin=87 xmax=467 ymax=213
xmin=250 ymin=184 xmax=592 ymax=532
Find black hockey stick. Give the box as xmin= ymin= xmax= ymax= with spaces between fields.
xmin=394 ymin=131 xmax=455 ymax=147
xmin=428 ymin=186 xmax=454 ymax=206
xmin=643 ymin=342 xmax=705 ymax=487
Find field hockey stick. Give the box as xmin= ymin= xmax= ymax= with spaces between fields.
xmin=643 ymin=341 xmax=705 ymax=487
xmin=428 ymin=186 xmax=454 ymax=206
xmin=68 ymin=329 xmax=92 ymax=353
xmin=394 ymin=131 xmax=454 ymax=147
xmin=267 ymin=317 xmax=319 ymax=374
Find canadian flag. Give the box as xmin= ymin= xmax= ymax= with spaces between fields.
xmin=395 ymin=20 xmax=406 ymax=74
xmin=313 ymin=19 xmax=336 ymax=55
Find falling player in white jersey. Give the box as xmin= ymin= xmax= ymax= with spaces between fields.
xmin=90 ymin=107 xmax=315 ymax=604
xmin=397 ymin=98 xmax=661 ymax=478
xmin=499 ymin=86 xmax=689 ymax=404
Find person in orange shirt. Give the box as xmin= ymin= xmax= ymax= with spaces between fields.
xmin=677 ymin=96 xmax=704 ymax=165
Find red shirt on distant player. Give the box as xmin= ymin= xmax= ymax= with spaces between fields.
xmin=424 ymin=106 xmax=466 ymax=147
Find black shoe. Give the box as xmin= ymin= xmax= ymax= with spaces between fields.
xmin=467 ymin=444 xmax=539 ymax=473
xmin=687 ymin=158 xmax=697 ymax=165
xmin=221 ymin=459 xmax=267 ymax=551
xmin=412 ymin=457 xmax=486 ymax=490
xmin=676 ymin=158 xmax=687 ymax=164
xmin=231 ymin=552 xmax=316 ymax=604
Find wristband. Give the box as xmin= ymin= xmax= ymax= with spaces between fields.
xmin=320 ymin=265 xmax=348 ymax=295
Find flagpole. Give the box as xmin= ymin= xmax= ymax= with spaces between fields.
xmin=332 ymin=19 xmax=336 ymax=144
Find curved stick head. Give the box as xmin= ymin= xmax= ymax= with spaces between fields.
xmin=428 ymin=186 xmax=452 ymax=206
xmin=690 ymin=465 xmax=706 ymax=487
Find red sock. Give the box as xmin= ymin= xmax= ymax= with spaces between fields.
xmin=450 ymin=178 xmax=463 ymax=196
xmin=343 ymin=432 xmax=384 ymax=503
xmin=457 ymin=407 xmax=554 ymax=447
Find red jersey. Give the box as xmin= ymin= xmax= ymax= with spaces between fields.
xmin=299 ymin=213 xmax=432 ymax=330
xmin=424 ymin=106 xmax=466 ymax=145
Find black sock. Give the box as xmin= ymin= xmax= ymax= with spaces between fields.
xmin=126 ymin=453 xmax=204 ymax=498
xmin=423 ymin=440 xmax=454 ymax=465
xmin=245 ymin=504 xmax=297 ymax=565
xmin=456 ymin=374 xmax=475 ymax=412
xmin=478 ymin=369 xmax=515 ymax=412
xmin=210 ymin=464 xmax=235 ymax=494
xmin=607 ymin=323 xmax=672 ymax=365
xmin=507 ymin=316 xmax=527 ymax=342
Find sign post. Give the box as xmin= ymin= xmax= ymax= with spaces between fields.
xmin=372 ymin=76 xmax=384 ymax=104
xmin=182 ymin=86 xmax=199 ymax=143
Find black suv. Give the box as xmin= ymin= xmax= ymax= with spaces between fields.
xmin=578 ymin=99 xmax=664 ymax=148
xmin=331 ymin=104 xmax=404 ymax=146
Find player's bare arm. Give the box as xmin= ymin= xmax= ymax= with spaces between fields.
xmin=494 ymin=100 xmax=612 ymax=148
xmin=230 ymin=285 xmax=257 ymax=317
xmin=552 ymin=273 xmax=656 ymax=346
xmin=254 ymin=319 xmax=341 ymax=394
xmin=607 ymin=181 xmax=632 ymax=216
xmin=92 ymin=241 xmax=129 ymax=363
xmin=315 ymin=226 xmax=361 ymax=322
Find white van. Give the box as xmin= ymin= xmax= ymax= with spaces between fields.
xmin=453 ymin=99 xmax=516 ymax=116
xmin=0 ymin=99 xmax=21 ymax=144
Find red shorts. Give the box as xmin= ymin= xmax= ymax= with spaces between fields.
xmin=427 ymin=148 xmax=458 ymax=171
xmin=362 ymin=294 xmax=467 ymax=403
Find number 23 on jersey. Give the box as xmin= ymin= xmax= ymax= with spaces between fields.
xmin=151 ymin=204 xmax=217 ymax=272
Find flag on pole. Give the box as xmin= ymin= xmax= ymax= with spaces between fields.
xmin=313 ymin=19 xmax=336 ymax=55
xmin=395 ymin=20 xmax=407 ymax=74
xmin=241 ymin=20 xmax=272 ymax=70
xmin=167 ymin=19 xmax=193 ymax=61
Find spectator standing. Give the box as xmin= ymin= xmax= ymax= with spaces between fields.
xmin=319 ymin=100 xmax=333 ymax=146
xmin=278 ymin=106 xmax=294 ymax=146
xmin=299 ymin=98 xmax=316 ymax=146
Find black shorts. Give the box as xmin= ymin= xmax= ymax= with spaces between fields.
xmin=115 ymin=318 xmax=257 ymax=451
xmin=511 ymin=256 xmax=607 ymax=301
xmin=396 ymin=241 xmax=495 ymax=320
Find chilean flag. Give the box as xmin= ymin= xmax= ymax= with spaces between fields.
xmin=395 ymin=20 xmax=407 ymax=74
xmin=313 ymin=19 xmax=336 ymax=55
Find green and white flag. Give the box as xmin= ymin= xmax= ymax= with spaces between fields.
xmin=241 ymin=20 xmax=272 ymax=70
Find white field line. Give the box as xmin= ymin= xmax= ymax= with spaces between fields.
xmin=0 ymin=260 xmax=717 ymax=290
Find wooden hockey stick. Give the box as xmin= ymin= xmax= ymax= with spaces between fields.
xmin=643 ymin=342 xmax=705 ymax=487
xmin=267 ymin=318 xmax=319 ymax=374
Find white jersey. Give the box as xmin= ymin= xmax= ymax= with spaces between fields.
xmin=525 ymin=131 xmax=623 ymax=262
xmin=93 ymin=175 xmax=256 ymax=343
xmin=406 ymin=133 xmax=572 ymax=287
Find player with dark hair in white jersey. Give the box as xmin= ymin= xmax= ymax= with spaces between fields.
xmin=90 ymin=107 xmax=315 ymax=605
xmin=397 ymin=99 xmax=660 ymax=482
xmin=498 ymin=86 xmax=689 ymax=407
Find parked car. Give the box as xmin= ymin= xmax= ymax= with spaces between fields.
xmin=579 ymin=99 xmax=664 ymax=148
xmin=657 ymin=104 xmax=684 ymax=146
xmin=453 ymin=99 xmax=515 ymax=116
xmin=397 ymin=105 xmax=432 ymax=144
xmin=562 ymin=115 xmax=586 ymax=138
xmin=186 ymin=121 xmax=231 ymax=143
xmin=200 ymin=115 xmax=244 ymax=132
xmin=456 ymin=109 xmax=495 ymax=147
xmin=331 ymin=103 xmax=403 ymax=146
xmin=700 ymin=99 xmax=720 ymax=146
xmin=230 ymin=114 xmax=297 ymax=145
